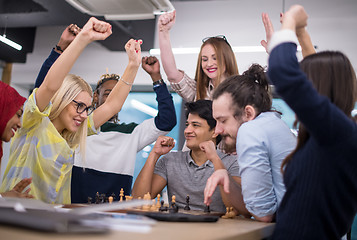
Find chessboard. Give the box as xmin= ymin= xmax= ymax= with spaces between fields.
xmin=73 ymin=188 xmax=239 ymax=222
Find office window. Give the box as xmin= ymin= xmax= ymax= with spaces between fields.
xmin=117 ymin=92 xmax=182 ymax=183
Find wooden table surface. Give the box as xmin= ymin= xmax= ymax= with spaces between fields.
xmin=0 ymin=216 xmax=274 ymax=240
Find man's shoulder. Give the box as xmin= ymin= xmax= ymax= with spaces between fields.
xmin=217 ymin=149 xmax=237 ymax=163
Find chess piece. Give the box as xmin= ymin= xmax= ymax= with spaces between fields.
xmin=125 ymin=195 xmax=133 ymax=201
xmin=119 ymin=188 xmax=124 ymax=202
xmin=108 ymin=196 xmax=113 ymax=204
xmin=204 ymin=204 xmax=210 ymax=213
xmin=95 ymin=192 xmax=100 ymax=204
xmin=150 ymin=199 xmax=158 ymax=211
xmin=228 ymin=207 xmax=236 ymax=218
xmin=159 ymin=200 xmax=168 ymax=212
xmin=169 ymin=195 xmax=178 ymax=213
xmin=142 ymin=192 xmax=151 ymax=211
xmin=156 ymin=194 xmax=161 ymax=208
xmin=221 ymin=207 xmax=230 ymax=219
xmin=111 ymin=193 xmax=116 ymax=201
xmin=184 ymin=195 xmax=190 ymax=210
xmin=87 ymin=197 xmax=92 ymax=204
xmin=100 ymin=193 xmax=106 ymax=203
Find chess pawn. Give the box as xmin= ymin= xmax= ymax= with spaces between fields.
xmin=87 ymin=197 xmax=92 ymax=204
xmin=156 ymin=194 xmax=161 ymax=208
xmin=108 ymin=196 xmax=113 ymax=204
xmin=159 ymin=200 xmax=168 ymax=212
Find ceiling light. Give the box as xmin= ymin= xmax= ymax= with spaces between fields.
xmin=0 ymin=35 xmax=22 ymax=51
xmin=130 ymin=99 xmax=158 ymax=117
xmin=149 ymin=46 xmax=301 ymax=55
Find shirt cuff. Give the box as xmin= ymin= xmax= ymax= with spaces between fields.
xmin=268 ymin=29 xmax=299 ymax=53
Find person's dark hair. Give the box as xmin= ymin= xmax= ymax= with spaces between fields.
xmin=93 ymin=73 xmax=120 ymax=123
xmin=212 ymin=64 xmax=272 ymax=118
xmin=282 ymin=51 xmax=357 ymax=171
xmin=185 ymin=100 xmax=221 ymax=144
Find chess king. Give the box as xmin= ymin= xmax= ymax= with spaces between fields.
xmin=132 ymin=100 xmax=240 ymax=212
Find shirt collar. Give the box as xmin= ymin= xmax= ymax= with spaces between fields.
xmin=186 ymin=151 xmax=214 ymax=168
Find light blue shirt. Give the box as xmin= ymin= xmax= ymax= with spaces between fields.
xmin=237 ymin=111 xmax=296 ymax=217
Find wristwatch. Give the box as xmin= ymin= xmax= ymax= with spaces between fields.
xmin=54 ymin=45 xmax=64 ymax=53
xmin=153 ymin=79 xmax=165 ymax=88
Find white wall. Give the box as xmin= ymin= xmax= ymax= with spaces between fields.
xmin=9 ymin=0 xmax=357 ymax=89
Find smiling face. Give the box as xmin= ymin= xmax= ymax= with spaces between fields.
xmin=201 ymin=44 xmax=225 ymax=82
xmin=212 ymin=93 xmax=243 ymax=150
xmin=2 ymin=106 xmax=23 ymax=142
xmin=53 ymin=91 xmax=92 ymax=133
xmin=184 ymin=113 xmax=216 ymax=150
xmin=94 ymin=79 xmax=118 ymax=107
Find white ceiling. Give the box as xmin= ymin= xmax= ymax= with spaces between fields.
xmin=4 ymin=0 xmax=357 ymax=91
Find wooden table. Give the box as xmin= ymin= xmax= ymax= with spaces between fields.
xmin=0 ymin=216 xmax=274 ymax=240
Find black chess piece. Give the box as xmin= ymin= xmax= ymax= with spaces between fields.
xmin=159 ymin=200 xmax=168 ymax=212
xmin=169 ymin=202 xmax=179 ymax=213
xmin=87 ymin=197 xmax=92 ymax=204
xmin=111 ymin=193 xmax=116 ymax=201
xmin=95 ymin=192 xmax=100 ymax=204
xmin=204 ymin=204 xmax=210 ymax=213
xmin=184 ymin=195 xmax=190 ymax=210
xmin=100 ymin=193 xmax=106 ymax=203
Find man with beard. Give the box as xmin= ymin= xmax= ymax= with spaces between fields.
xmin=204 ymin=64 xmax=296 ymax=222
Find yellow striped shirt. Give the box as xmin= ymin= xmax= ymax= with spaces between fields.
xmin=0 ymin=89 xmax=97 ymax=204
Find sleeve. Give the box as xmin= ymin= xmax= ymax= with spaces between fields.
xmin=154 ymin=155 xmax=169 ymax=181
xmin=268 ymin=30 xmax=356 ymax=145
xmin=87 ymin=113 xmax=99 ymax=136
xmin=221 ymin=154 xmax=240 ymax=177
xmin=34 ymin=49 xmax=60 ymax=88
xmin=131 ymin=118 xmax=169 ymax=152
xmin=237 ymin=125 xmax=277 ymax=217
xmin=153 ymin=82 xmax=177 ymax=131
xmin=169 ymin=70 xmax=197 ymax=102
xmin=22 ymin=88 xmax=52 ymax=129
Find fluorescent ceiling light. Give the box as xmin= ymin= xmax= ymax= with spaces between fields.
xmin=0 ymin=35 xmax=22 ymax=51
xmin=130 ymin=99 xmax=158 ymax=117
xmin=149 ymin=46 xmax=302 ymax=55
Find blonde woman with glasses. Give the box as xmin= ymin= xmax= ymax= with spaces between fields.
xmin=0 ymin=17 xmax=143 ymax=204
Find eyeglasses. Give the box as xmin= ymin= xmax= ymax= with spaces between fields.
xmin=95 ymin=74 xmax=120 ymax=90
xmin=202 ymin=35 xmax=230 ymax=46
xmin=72 ymin=100 xmax=94 ymax=115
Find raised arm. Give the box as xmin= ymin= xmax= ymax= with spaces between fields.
xmin=261 ymin=12 xmax=315 ymax=58
xmin=36 ymin=17 xmax=112 ymax=112
xmin=132 ymin=136 xmax=174 ymax=198
xmin=92 ymin=39 xmax=142 ymax=128
xmin=158 ymin=11 xmax=184 ymax=83
xmin=34 ymin=24 xmax=80 ymax=88
xmin=142 ymin=56 xmax=177 ymax=131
